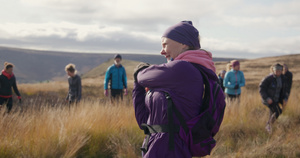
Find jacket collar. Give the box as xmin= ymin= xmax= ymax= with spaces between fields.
xmin=1 ymin=70 xmax=14 ymax=79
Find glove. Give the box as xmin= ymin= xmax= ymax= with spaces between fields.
xmin=124 ymin=89 xmax=128 ymax=96
xmin=234 ymin=84 xmax=239 ymax=89
xmin=134 ymin=62 xmax=150 ymax=82
xmin=18 ymin=96 xmax=22 ymax=104
xmin=104 ymin=89 xmax=109 ymax=97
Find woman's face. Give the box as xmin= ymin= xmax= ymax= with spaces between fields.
xmin=67 ymin=71 xmax=74 ymax=77
xmin=233 ymin=65 xmax=240 ymax=71
xmin=160 ymin=37 xmax=188 ymax=62
xmin=273 ymin=70 xmax=282 ymax=77
xmin=5 ymin=67 xmax=13 ymax=75
xmin=221 ymin=73 xmax=225 ymax=79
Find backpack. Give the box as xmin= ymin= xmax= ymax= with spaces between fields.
xmin=140 ymin=64 xmax=226 ymax=157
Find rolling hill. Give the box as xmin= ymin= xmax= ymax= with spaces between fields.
xmin=0 ymin=46 xmax=236 ymax=83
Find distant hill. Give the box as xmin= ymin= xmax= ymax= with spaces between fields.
xmin=82 ymin=58 xmax=141 ymax=79
xmin=0 ymin=46 xmax=236 ymax=83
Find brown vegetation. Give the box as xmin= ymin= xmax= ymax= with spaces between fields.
xmin=0 ymin=54 xmax=299 ymax=157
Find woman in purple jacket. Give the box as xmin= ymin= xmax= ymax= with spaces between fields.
xmin=132 ymin=21 xmax=217 ymax=158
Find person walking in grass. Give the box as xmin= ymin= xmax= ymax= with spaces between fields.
xmin=223 ymin=60 xmax=245 ymax=101
xmin=65 ymin=63 xmax=82 ymax=104
xmin=218 ymin=70 xmax=226 ymax=92
xmin=133 ymin=21 xmax=223 ymax=158
xmin=0 ymin=62 xmax=21 ymax=113
xmin=259 ymin=63 xmax=288 ymax=134
xmin=283 ymin=63 xmax=293 ymax=99
xmin=104 ymin=54 xmax=128 ymax=102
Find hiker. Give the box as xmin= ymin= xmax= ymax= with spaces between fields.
xmin=259 ymin=63 xmax=288 ymax=134
xmin=218 ymin=70 xmax=226 ymax=91
xmin=104 ymin=54 xmax=128 ymax=102
xmin=283 ymin=64 xmax=293 ymax=99
xmin=223 ymin=60 xmax=245 ymax=100
xmin=133 ymin=21 xmax=225 ymax=158
xmin=65 ymin=63 xmax=82 ymax=103
xmin=0 ymin=62 xmax=21 ymax=113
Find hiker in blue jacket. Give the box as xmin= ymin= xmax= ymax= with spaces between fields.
xmin=0 ymin=62 xmax=21 ymax=113
xmin=223 ymin=60 xmax=245 ymax=100
xmin=104 ymin=54 xmax=128 ymax=101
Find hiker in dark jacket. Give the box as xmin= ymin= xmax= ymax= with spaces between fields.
xmin=259 ymin=63 xmax=288 ymax=134
xmin=65 ymin=64 xmax=82 ymax=103
xmin=218 ymin=70 xmax=226 ymax=92
xmin=283 ymin=64 xmax=293 ymax=99
xmin=104 ymin=54 xmax=128 ymax=102
xmin=133 ymin=21 xmax=219 ymax=158
xmin=0 ymin=62 xmax=21 ymax=112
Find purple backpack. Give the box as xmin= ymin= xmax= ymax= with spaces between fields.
xmin=165 ymin=64 xmax=226 ymax=157
xmin=140 ymin=64 xmax=226 ymax=157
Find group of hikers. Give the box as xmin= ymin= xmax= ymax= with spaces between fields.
xmin=217 ymin=61 xmax=293 ymax=134
xmin=65 ymin=53 xmax=128 ymax=104
xmin=0 ymin=21 xmax=294 ymax=157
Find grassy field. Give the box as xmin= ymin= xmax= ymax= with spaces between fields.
xmin=1 ymin=54 xmax=299 ymax=158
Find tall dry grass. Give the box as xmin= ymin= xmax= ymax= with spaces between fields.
xmin=2 ymin=80 xmax=299 ymax=157
xmin=212 ymin=87 xmax=300 ymax=158
xmin=0 ymin=98 xmax=143 ymax=158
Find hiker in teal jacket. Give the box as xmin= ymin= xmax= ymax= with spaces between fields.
xmin=104 ymin=54 xmax=128 ymax=101
xmin=223 ymin=60 xmax=245 ymax=100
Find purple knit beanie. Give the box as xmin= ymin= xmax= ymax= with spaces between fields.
xmin=162 ymin=21 xmax=201 ymax=49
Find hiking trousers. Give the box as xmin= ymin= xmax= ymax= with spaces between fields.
xmin=267 ymin=102 xmax=282 ymax=123
xmin=0 ymin=97 xmax=13 ymax=113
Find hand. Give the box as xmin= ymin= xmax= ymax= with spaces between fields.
xmin=282 ymin=99 xmax=287 ymax=110
xmin=267 ymin=98 xmax=273 ymax=105
xmin=134 ymin=62 xmax=150 ymax=82
xmin=124 ymin=89 xmax=128 ymax=96
xmin=17 ymin=96 xmax=22 ymax=104
xmin=234 ymin=84 xmax=239 ymax=89
xmin=104 ymin=89 xmax=109 ymax=97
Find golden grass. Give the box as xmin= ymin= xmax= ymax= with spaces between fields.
xmin=2 ymin=86 xmax=298 ymax=157
xmin=0 ymin=99 xmax=143 ymax=158
xmin=2 ymin=54 xmax=299 ymax=157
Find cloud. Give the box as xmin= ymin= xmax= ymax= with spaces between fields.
xmin=0 ymin=0 xmax=299 ymax=58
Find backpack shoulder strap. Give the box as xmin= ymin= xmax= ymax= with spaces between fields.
xmin=191 ymin=63 xmax=211 ymax=113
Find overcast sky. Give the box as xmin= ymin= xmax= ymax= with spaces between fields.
xmin=0 ymin=0 xmax=299 ymax=58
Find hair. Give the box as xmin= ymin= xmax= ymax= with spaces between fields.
xmin=65 ymin=63 xmax=76 ymax=73
xmin=4 ymin=62 xmax=14 ymax=70
xmin=282 ymin=63 xmax=288 ymax=71
xmin=218 ymin=70 xmax=226 ymax=77
xmin=226 ymin=63 xmax=232 ymax=71
xmin=270 ymin=63 xmax=283 ymax=73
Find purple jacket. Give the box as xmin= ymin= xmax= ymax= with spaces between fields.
xmin=133 ymin=60 xmax=218 ymax=158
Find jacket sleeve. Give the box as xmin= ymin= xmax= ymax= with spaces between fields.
xmin=66 ymin=78 xmax=70 ymax=100
xmin=77 ymin=76 xmax=82 ymax=101
xmin=122 ymin=68 xmax=127 ymax=89
xmin=223 ymin=72 xmax=235 ymax=89
xmin=259 ymin=76 xmax=270 ymax=101
xmin=104 ymin=67 xmax=111 ymax=90
xmin=132 ymin=82 xmax=149 ymax=129
xmin=287 ymin=72 xmax=293 ymax=95
xmin=12 ymin=76 xmax=21 ymax=97
xmin=137 ymin=61 xmax=191 ymax=89
xmin=239 ymin=71 xmax=246 ymax=87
